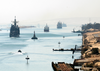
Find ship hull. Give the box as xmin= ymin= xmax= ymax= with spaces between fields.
xmin=10 ymin=25 xmax=20 ymax=37
xmin=44 ymin=30 xmax=49 ymax=32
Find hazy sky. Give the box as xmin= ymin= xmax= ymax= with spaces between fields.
xmin=0 ymin=0 xmax=100 ymax=25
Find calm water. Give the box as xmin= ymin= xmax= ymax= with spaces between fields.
xmin=0 ymin=26 xmax=82 ymax=71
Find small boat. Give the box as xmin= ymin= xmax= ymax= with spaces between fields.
xmin=31 ymin=31 xmax=38 ymax=39
xmin=9 ymin=50 xmax=27 ymax=55
xmin=18 ymin=50 xmax=22 ymax=53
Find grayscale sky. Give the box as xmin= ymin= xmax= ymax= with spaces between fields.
xmin=0 ymin=0 xmax=100 ymax=25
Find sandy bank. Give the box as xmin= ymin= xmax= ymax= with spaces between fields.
xmin=79 ymin=31 xmax=100 ymax=71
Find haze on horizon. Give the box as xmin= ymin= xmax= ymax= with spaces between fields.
xmin=0 ymin=0 xmax=100 ymax=26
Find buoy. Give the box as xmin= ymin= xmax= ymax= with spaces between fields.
xmin=58 ymin=42 xmax=61 ymax=47
xmin=25 ymin=55 xmax=30 ymax=63
xmin=63 ymin=36 xmax=65 ymax=38
xmin=72 ymin=55 xmax=74 ymax=59
xmin=26 ymin=55 xmax=29 ymax=60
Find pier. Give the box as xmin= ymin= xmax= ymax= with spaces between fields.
xmin=53 ymin=45 xmax=82 ymax=54
xmin=53 ymin=48 xmax=81 ymax=51
xmin=52 ymin=62 xmax=74 ymax=71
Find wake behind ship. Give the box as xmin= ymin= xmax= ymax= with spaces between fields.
xmin=10 ymin=16 xmax=20 ymax=37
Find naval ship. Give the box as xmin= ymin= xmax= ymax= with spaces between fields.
xmin=10 ymin=16 xmax=20 ymax=37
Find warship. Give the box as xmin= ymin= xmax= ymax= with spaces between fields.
xmin=10 ymin=16 xmax=20 ymax=37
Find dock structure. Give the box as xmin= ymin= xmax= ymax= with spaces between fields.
xmin=53 ymin=45 xmax=81 ymax=51
xmin=52 ymin=62 xmax=74 ymax=71
xmin=53 ymin=48 xmax=81 ymax=51
xmin=53 ymin=45 xmax=81 ymax=54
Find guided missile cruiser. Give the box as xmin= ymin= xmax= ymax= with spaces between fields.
xmin=10 ymin=16 xmax=20 ymax=37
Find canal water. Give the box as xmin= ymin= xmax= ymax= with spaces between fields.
xmin=0 ymin=26 xmax=82 ymax=71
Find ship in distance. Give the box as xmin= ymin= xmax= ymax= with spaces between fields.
xmin=57 ymin=21 xmax=62 ymax=29
xmin=10 ymin=16 xmax=20 ymax=37
xmin=62 ymin=23 xmax=67 ymax=27
xmin=44 ymin=24 xmax=49 ymax=32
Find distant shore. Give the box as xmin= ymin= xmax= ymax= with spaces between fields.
xmin=19 ymin=26 xmax=35 ymax=28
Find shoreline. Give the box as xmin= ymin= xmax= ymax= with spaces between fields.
xmin=74 ymin=30 xmax=100 ymax=71
xmin=52 ymin=30 xmax=100 ymax=71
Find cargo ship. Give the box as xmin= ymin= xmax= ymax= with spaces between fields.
xmin=44 ymin=24 xmax=49 ymax=32
xmin=57 ymin=22 xmax=62 ymax=29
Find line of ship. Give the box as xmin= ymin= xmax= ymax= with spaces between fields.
xmin=44 ymin=22 xmax=67 ymax=32
xmin=9 ymin=16 xmax=67 ymax=38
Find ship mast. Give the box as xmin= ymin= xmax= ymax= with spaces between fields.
xmin=12 ymin=16 xmax=19 ymax=26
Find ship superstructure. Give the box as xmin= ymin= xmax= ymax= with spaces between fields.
xmin=10 ymin=16 xmax=20 ymax=37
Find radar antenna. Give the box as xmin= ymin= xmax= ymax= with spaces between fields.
xmin=11 ymin=16 xmax=19 ymax=26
